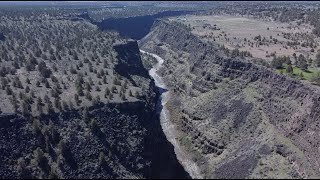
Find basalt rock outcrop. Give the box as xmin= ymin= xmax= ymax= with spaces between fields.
xmin=140 ymin=20 xmax=320 ymax=178
xmin=114 ymin=40 xmax=150 ymax=87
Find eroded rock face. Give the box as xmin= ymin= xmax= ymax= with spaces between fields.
xmin=114 ymin=40 xmax=150 ymax=86
xmin=140 ymin=20 xmax=320 ymax=178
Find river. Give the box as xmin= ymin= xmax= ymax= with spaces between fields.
xmin=140 ymin=50 xmax=202 ymax=179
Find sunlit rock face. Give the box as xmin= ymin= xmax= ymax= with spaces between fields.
xmin=139 ymin=19 xmax=320 ymax=179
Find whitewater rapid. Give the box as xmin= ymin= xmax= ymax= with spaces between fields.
xmin=140 ymin=49 xmax=202 ymax=179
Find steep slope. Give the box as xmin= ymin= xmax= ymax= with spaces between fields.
xmin=0 ymin=11 xmax=189 ymax=179
xmin=140 ymin=20 xmax=320 ymax=179
xmin=0 ymin=38 xmax=190 ymax=180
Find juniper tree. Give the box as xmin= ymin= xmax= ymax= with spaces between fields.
xmin=10 ymin=94 xmax=19 ymax=113
xmin=50 ymin=75 xmax=58 ymax=83
xmin=6 ymin=86 xmax=13 ymax=95
xmin=271 ymin=56 xmax=283 ymax=69
xmin=93 ymin=95 xmax=101 ymax=106
xmin=86 ymin=91 xmax=92 ymax=101
xmin=120 ymin=92 xmax=126 ymax=101
xmin=69 ymin=100 xmax=74 ymax=110
xmin=315 ymin=51 xmax=320 ymax=67
xmin=57 ymin=140 xmax=67 ymax=158
xmin=88 ymin=77 xmax=94 ymax=86
xmin=135 ymin=91 xmax=140 ymax=99
xmin=1 ymin=77 xmax=8 ymax=90
xmin=96 ymin=72 xmax=101 ymax=79
xmin=52 ymin=64 xmax=58 ymax=72
xmin=38 ymin=61 xmax=52 ymax=78
xmin=79 ymin=61 xmax=83 ymax=68
xmin=74 ymin=94 xmax=80 ymax=105
xmin=75 ymin=81 xmax=84 ymax=96
xmin=26 ymin=78 xmax=31 ymax=84
xmin=103 ymin=60 xmax=108 ymax=68
xmin=25 ymin=86 xmax=30 ymax=93
xmin=85 ymin=82 xmax=92 ymax=92
xmin=105 ymin=87 xmax=110 ymax=98
xmin=16 ymin=157 xmax=27 ymax=177
xmin=47 ymin=101 xmax=54 ymax=114
xmin=30 ymin=90 xmax=35 ymax=98
xmin=82 ymin=106 xmax=89 ymax=123
xmin=45 ymin=79 xmax=50 ymax=88
xmin=90 ymin=119 xmax=99 ymax=134
xmin=44 ymin=95 xmax=50 ymax=104
xmin=109 ymin=93 xmax=113 ymax=100
xmin=111 ymin=86 xmax=117 ymax=94
xmin=37 ymin=97 xmax=43 ymax=114
xmin=98 ymin=152 xmax=106 ymax=166
xmin=62 ymin=101 xmax=69 ymax=111
xmin=70 ymin=66 xmax=77 ymax=74
xmin=123 ymin=79 xmax=128 ymax=89
xmin=286 ymin=64 xmax=293 ymax=74
xmin=296 ymin=54 xmax=308 ymax=70
xmin=31 ymin=118 xmax=41 ymax=134
xmin=21 ymin=99 xmax=31 ymax=116
xmin=103 ymin=76 xmax=107 ymax=84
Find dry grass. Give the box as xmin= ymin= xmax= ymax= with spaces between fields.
xmin=170 ymin=15 xmax=319 ymax=61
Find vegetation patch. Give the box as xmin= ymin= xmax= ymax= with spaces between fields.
xmin=276 ymin=67 xmax=320 ymax=81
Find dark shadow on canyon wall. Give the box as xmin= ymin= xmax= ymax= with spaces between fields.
xmin=148 ymin=85 xmax=191 ymax=179
xmin=93 ymin=11 xmax=192 ymax=40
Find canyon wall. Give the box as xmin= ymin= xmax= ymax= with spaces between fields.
xmin=140 ymin=20 xmax=320 ymax=179
xmin=0 ymin=40 xmax=189 ymax=179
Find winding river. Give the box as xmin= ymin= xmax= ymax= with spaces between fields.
xmin=140 ymin=50 xmax=202 ymax=179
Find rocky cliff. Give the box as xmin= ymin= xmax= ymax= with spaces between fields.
xmin=0 ymin=40 xmax=189 ymax=179
xmin=140 ymin=20 xmax=320 ymax=179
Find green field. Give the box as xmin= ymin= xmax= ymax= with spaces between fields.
xmin=276 ymin=67 xmax=320 ymax=81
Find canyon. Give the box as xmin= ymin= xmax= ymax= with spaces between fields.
xmin=2 ymin=2 xmax=320 ymax=179
xmin=139 ymin=19 xmax=320 ymax=178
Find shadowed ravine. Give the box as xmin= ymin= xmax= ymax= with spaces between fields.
xmin=93 ymin=11 xmax=192 ymax=40
xmin=140 ymin=50 xmax=203 ymax=179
